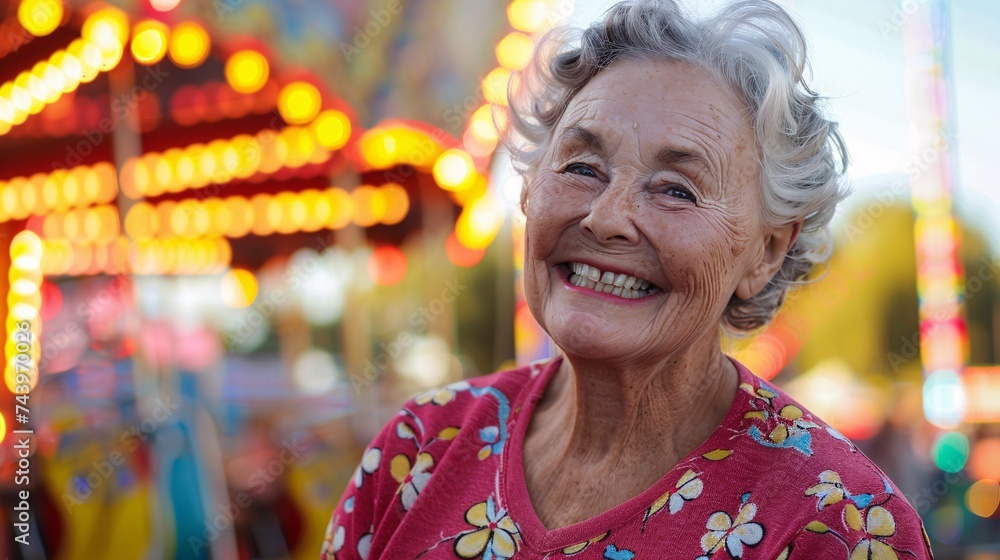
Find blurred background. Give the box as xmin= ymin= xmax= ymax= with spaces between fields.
xmin=0 ymin=0 xmax=997 ymax=558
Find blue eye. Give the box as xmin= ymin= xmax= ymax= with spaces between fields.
xmin=564 ymin=163 xmax=598 ymax=178
xmin=665 ymin=186 xmax=696 ymax=203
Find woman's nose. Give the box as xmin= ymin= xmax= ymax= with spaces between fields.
xmin=580 ymin=178 xmax=641 ymax=245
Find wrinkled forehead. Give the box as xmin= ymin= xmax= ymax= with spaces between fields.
xmin=546 ymin=60 xmax=759 ymax=190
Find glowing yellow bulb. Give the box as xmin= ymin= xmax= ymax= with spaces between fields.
xmin=433 ymin=149 xmax=476 ymax=191
xmin=131 ymin=20 xmax=169 ymax=65
xmin=18 ymin=0 xmax=63 ymax=37
xmin=278 ymin=81 xmax=322 ymax=125
xmin=169 ymin=22 xmax=210 ymax=68
xmin=125 ymin=202 xmax=156 ymax=239
xmin=311 ymin=109 xmax=351 ymax=150
xmin=85 ymin=8 xmax=128 ymax=71
xmin=507 ymin=0 xmax=548 ymax=33
xmin=496 ymin=31 xmax=534 ymax=71
xmin=0 ymin=95 xmax=15 ymax=123
xmin=69 ymin=40 xmax=102 ymax=83
xmin=225 ymin=50 xmax=269 ymax=94
xmin=456 ymin=194 xmax=504 ymax=250
xmin=482 ymin=67 xmax=512 ymax=106
xmin=41 ymin=63 xmax=65 ymax=94
xmin=83 ymin=7 xmax=129 ymax=45
xmin=469 ymin=104 xmax=498 ymax=143
xmin=58 ymin=52 xmax=83 ymax=89
xmin=11 ymin=230 xmax=43 ymax=260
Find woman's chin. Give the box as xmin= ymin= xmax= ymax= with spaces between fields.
xmin=546 ymin=315 xmax=640 ymax=361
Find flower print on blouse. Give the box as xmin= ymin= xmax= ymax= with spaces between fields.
xmin=321 ymin=357 xmax=934 ymax=560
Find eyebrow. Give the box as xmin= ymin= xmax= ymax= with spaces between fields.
xmin=557 ymin=125 xmax=710 ymax=170
xmin=558 ymin=125 xmax=605 ymax=155
xmin=655 ymin=147 xmax=708 ymax=170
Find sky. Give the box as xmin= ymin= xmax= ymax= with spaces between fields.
xmin=565 ymin=0 xmax=1000 ymax=245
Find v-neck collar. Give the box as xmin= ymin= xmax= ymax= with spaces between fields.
xmin=499 ymin=354 xmax=754 ymax=554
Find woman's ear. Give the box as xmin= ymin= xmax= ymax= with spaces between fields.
xmin=736 ymin=221 xmax=802 ymax=300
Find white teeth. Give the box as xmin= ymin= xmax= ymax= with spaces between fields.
xmin=565 ymin=262 xmax=655 ymax=299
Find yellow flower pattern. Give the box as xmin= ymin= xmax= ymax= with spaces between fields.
xmin=453 ymin=496 xmax=521 ymax=560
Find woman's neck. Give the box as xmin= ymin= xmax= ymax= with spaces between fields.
xmin=522 ymin=337 xmax=739 ymax=529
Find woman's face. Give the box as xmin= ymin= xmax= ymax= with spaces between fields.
xmin=523 ymin=59 xmax=777 ymax=365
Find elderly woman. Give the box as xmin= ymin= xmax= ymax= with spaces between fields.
xmin=322 ymin=1 xmax=933 ymax=558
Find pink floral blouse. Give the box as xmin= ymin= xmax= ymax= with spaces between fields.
xmin=321 ymin=357 xmax=934 ymax=559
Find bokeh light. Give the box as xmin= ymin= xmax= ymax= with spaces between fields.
xmin=433 ymin=149 xmax=475 ymax=191
xmin=368 ymin=246 xmax=407 ymax=286
xmin=219 ymin=268 xmax=258 ymax=308
xmin=278 ymin=81 xmax=322 ymax=125
xmin=507 ymin=0 xmax=548 ymax=33
xmin=225 ymin=50 xmax=269 ymax=94
xmin=18 ymin=0 xmax=63 ymax=37
xmin=966 ymin=479 xmax=1000 ymax=518
xmin=481 ymin=67 xmax=512 ymax=106
xmin=131 ymin=20 xmax=170 ymax=65
xmin=496 ymin=31 xmax=534 ymax=70
xmin=446 ymin=232 xmax=485 ymax=267
xmin=150 ymin=0 xmax=182 ymax=11
xmin=168 ymin=22 xmax=210 ymax=68
xmin=311 ymin=110 xmax=351 ymax=150
xmin=932 ymin=431 xmax=970 ymax=473
xmin=923 ymin=369 xmax=966 ymax=429
xmin=969 ymin=437 xmax=1000 ymax=481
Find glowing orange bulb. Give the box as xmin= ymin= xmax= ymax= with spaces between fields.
xmin=352 ymin=185 xmax=386 ymax=227
xmin=225 ymin=50 xmax=269 ymax=94
xmin=368 ymin=246 xmax=408 ymax=286
xmin=169 ymin=22 xmax=210 ymax=68
xmin=380 ymin=184 xmax=409 ymax=225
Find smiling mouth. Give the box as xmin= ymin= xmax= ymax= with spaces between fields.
xmin=563 ymin=262 xmax=658 ymax=299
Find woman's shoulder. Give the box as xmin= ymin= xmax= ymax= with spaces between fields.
xmin=720 ymin=359 xmax=933 ymax=558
